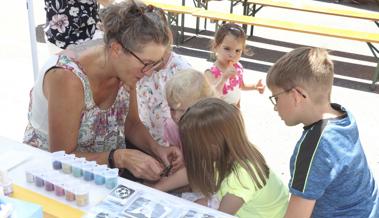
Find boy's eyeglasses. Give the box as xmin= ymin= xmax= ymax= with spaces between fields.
xmin=269 ymin=88 xmax=306 ymax=106
xmin=122 ymin=46 xmax=162 ymax=73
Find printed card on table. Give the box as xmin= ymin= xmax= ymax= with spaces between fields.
xmin=84 ymin=184 xmax=138 ymax=218
xmin=179 ymin=209 xmax=217 ymax=218
xmin=121 ymin=195 xmax=173 ymax=218
xmin=104 ymin=184 xmax=137 ymax=206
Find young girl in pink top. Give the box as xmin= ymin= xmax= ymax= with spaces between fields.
xmin=205 ymin=23 xmax=265 ymax=107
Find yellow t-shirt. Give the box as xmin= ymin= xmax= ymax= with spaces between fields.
xmin=218 ymin=166 xmax=289 ymax=218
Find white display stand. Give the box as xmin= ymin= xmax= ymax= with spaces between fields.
xmin=1 ymin=136 xmax=234 ymax=217
xmin=26 ymin=0 xmax=39 ymax=82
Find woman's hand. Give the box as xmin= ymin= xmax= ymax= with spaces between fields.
xmin=114 ymin=149 xmax=164 ymax=181
xmin=152 ymin=145 xmax=183 ymax=173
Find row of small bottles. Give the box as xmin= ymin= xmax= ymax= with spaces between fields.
xmin=24 ymin=151 xmax=119 ymax=207
xmin=51 ymin=151 xmax=119 ymax=189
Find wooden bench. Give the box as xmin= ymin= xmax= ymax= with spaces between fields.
xmin=231 ymin=0 xmax=379 ymax=89
xmin=143 ymin=0 xmax=203 ymax=43
xmin=193 ymin=8 xmax=379 ymax=89
xmin=229 ymin=0 xmax=379 ymax=57
xmin=234 ymin=0 xmax=379 ymax=55
xmin=239 ymin=0 xmax=379 ymax=22
xmin=191 ymin=9 xmax=379 ymax=43
xmin=145 ymin=0 xmax=379 ymax=89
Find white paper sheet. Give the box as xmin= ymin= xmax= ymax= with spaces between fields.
xmin=0 ymin=150 xmax=32 ymax=171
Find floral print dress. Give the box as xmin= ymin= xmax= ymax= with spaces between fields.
xmin=44 ymin=0 xmax=100 ymax=49
xmin=23 ymin=55 xmax=129 ymax=152
xmin=136 ymin=52 xmax=191 ymax=146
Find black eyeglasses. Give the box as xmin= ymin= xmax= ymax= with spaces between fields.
xmin=269 ymin=88 xmax=306 ymax=106
xmin=122 ymin=46 xmax=162 ymax=73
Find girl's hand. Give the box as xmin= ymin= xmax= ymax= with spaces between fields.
xmin=255 ymin=79 xmax=265 ymax=94
xmin=223 ymin=62 xmax=238 ymax=80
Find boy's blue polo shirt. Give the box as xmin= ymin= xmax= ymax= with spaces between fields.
xmin=289 ymin=103 xmax=378 ymax=218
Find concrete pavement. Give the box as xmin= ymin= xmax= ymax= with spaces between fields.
xmin=1 ymin=0 xmax=378 ymax=184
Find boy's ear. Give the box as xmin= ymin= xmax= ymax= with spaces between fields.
xmin=293 ymin=87 xmax=307 ymax=104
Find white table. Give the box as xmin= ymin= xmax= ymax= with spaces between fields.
xmin=0 ymin=136 xmax=234 ymax=218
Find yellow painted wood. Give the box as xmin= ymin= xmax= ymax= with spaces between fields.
xmin=192 ymin=9 xmax=379 ymax=43
xmin=11 ymin=184 xmax=85 ymax=218
xmin=142 ymin=1 xmax=379 ymax=43
xmin=247 ymin=0 xmax=379 ymax=21
xmin=143 ymin=0 xmax=202 ymax=14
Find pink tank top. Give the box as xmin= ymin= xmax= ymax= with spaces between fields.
xmin=209 ymin=62 xmax=244 ymax=95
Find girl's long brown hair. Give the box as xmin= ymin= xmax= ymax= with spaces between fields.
xmin=179 ymin=98 xmax=269 ymax=197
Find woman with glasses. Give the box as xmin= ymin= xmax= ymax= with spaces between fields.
xmin=24 ymin=0 xmax=182 ymax=182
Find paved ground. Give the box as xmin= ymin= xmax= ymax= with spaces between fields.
xmin=1 ymin=0 xmax=378 ymax=184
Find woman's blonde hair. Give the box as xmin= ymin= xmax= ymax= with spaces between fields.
xmin=165 ymin=69 xmax=216 ymax=109
xmin=179 ymin=98 xmax=269 ymax=197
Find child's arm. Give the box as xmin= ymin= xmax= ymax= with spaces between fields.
xmin=150 ymin=167 xmax=189 ymax=192
xmin=204 ymin=70 xmax=226 ymax=95
xmin=284 ymin=195 xmax=315 ymax=218
xmin=217 ymin=193 xmax=244 ymax=215
xmin=195 ymin=197 xmax=208 ymax=206
xmin=204 ymin=67 xmax=237 ymax=95
xmin=241 ymin=79 xmax=265 ymax=94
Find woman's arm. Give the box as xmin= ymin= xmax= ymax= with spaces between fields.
xmin=44 ymin=68 xmax=85 ymax=153
xmin=45 ymin=68 xmax=121 ymax=168
xmin=44 ymin=69 xmax=165 ymax=181
xmin=124 ymin=86 xmax=183 ymax=168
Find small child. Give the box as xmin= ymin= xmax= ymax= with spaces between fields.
xmin=205 ymin=23 xmax=265 ymax=107
xmin=266 ymin=47 xmax=379 ymax=217
xmin=179 ymin=98 xmax=289 ymax=217
xmin=149 ymin=69 xmax=216 ymax=193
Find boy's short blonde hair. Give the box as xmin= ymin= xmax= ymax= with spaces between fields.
xmin=165 ymin=69 xmax=215 ymax=109
xmin=266 ymin=47 xmax=334 ymax=103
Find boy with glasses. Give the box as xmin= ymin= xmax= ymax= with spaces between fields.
xmin=266 ymin=47 xmax=378 ymax=218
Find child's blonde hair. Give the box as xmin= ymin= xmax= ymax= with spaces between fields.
xmin=179 ymin=98 xmax=269 ymax=197
xmin=266 ymin=47 xmax=334 ymax=103
xmin=165 ymin=69 xmax=215 ymax=109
